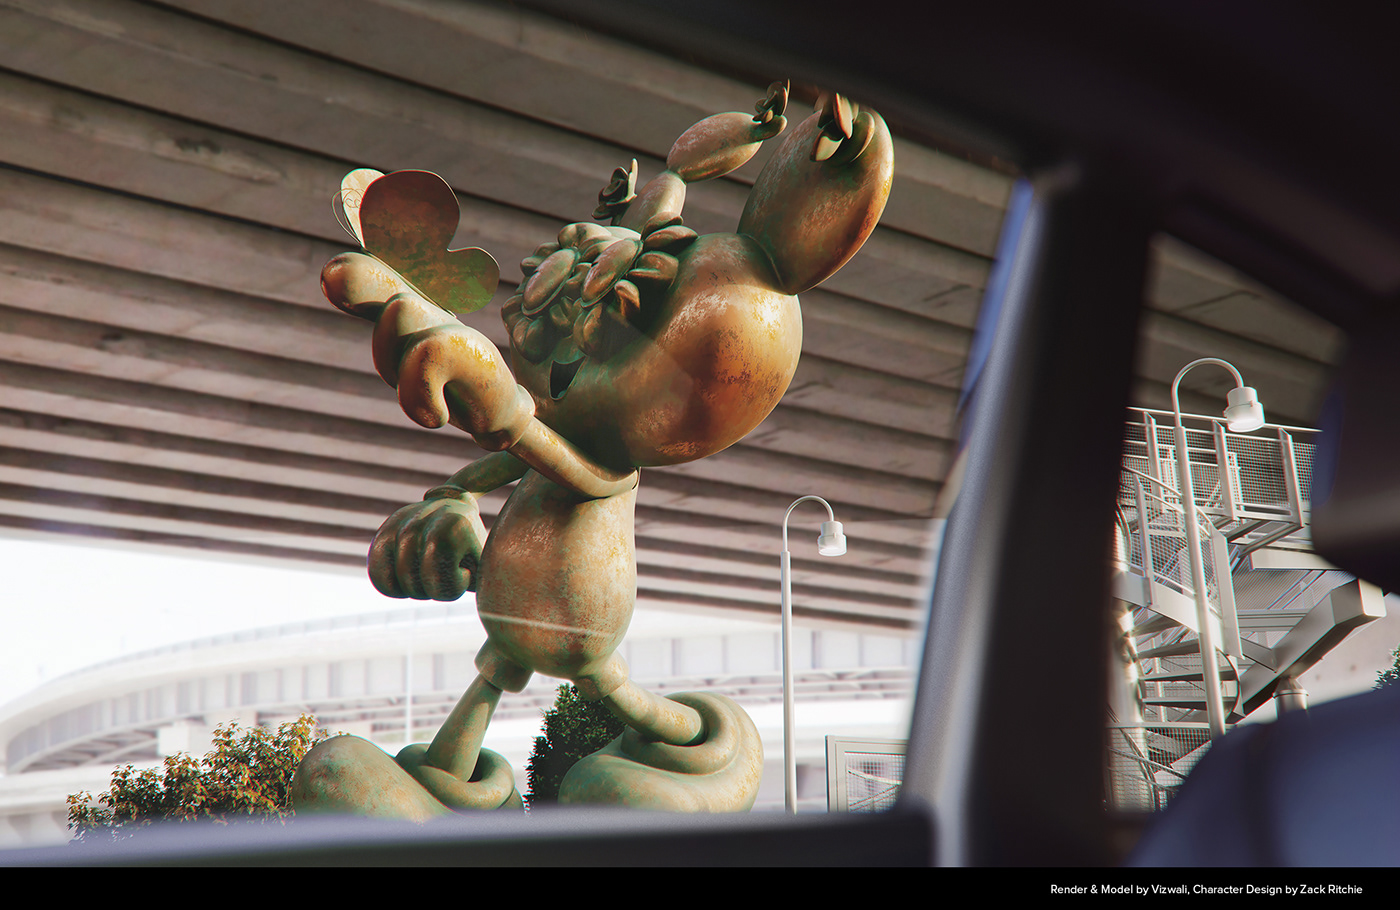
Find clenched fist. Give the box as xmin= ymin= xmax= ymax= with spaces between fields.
xmin=368 ymin=489 xmax=487 ymax=601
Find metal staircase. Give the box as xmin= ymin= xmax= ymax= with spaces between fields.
xmin=1107 ymin=408 xmax=1386 ymax=810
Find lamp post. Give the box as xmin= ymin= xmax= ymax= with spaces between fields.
xmin=1170 ymin=358 xmax=1265 ymax=740
xmin=780 ymin=495 xmax=847 ymax=814
xmin=405 ymin=608 xmax=415 ymax=747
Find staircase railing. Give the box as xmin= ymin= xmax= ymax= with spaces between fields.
xmin=1108 ymin=407 xmax=1384 ymax=811
xmin=1122 ymin=407 xmax=1313 ymax=543
xmin=1116 ymin=467 xmax=1239 ymax=658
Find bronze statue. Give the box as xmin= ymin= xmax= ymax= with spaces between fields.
xmin=292 ymin=83 xmax=893 ymax=816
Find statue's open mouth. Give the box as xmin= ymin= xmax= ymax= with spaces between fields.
xmin=550 ymin=355 xmax=584 ymax=400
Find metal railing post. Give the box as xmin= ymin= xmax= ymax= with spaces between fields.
xmin=1213 ymin=421 xmax=1240 ymax=522
xmin=1279 ymin=429 xmax=1305 ymax=525
xmin=1173 ymin=408 xmax=1228 ymax=740
xmin=1134 ymin=474 xmax=1155 ymax=591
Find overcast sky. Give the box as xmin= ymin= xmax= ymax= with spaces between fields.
xmin=0 ymin=532 xmax=400 ymax=709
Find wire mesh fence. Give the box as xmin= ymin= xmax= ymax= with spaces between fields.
xmin=1122 ymin=408 xmax=1317 ymax=527
xmin=1106 ymin=723 xmax=1212 ymax=811
xmin=826 ymin=737 xmax=905 ymax=813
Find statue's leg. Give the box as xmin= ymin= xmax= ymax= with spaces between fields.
xmin=603 ymin=678 xmax=705 ymax=744
xmin=293 ymin=669 xmax=526 ymax=818
xmin=395 ymin=673 xmax=524 ymax=811
xmin=561 ymin=655 xmax=764 ymax=812
xmin=418 ymin=673 xmax=501 ymax=781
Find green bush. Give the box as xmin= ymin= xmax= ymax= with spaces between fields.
xmin=1377 ymin=645 xmax=1400 ymax=689
xmin=67 ymin=713 xmax=324 ymax=843
xmin=525 ymin=684 xmax=626 ymax=807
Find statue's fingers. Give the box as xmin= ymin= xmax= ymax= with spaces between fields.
xmin=321 ymin=251 xmax=412 ymax=322
xmin=394 ymin=514 xmax=432 ymax=600
xmin=460 ymin=508 xmax=488 ymax=589
xmin=420 ymin=510 xmax=471 ymax=602
xmin=368 ymin=515 xmax=408 ymax=599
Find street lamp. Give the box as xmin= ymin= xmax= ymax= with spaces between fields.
xmin=1171 ymin=358 xmax=1265 ymax=740
xmin=780 ymin=495 xmax=846 ymax=814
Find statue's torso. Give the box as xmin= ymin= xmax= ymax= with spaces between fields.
xmin=475 ymin=470 xmax=637 ymax=680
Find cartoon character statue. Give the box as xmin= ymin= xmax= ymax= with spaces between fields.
xmin=292 ymin=83 xmax=893 ymax=817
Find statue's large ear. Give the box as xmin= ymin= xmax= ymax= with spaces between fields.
xmin=335 ymin=168 xmax=384 ymax=246
xmin=736 ymin=104 xmax=893 ymax=295
xmin=357 ymin=169 xmax=500 ymax=315
xmin=1311 ymin=307 xmax=1400 ymax=592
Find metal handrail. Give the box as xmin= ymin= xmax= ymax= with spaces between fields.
xmin=1123 ymin=408 xmax=1316 ymax=527
xmin=1122 ymin=464 xmax=1180 ymax=498
xmin=1126 ymin=406 xmax=1316 ymax=436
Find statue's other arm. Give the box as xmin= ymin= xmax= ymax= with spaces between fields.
xmin=324 ymin=252 xmax=638 ymax=505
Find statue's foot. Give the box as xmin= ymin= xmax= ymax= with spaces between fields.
xmin=396 ymin=742 xmax=523 ymax=811
xmin=558 ymin=693 xmax=762 ymax=812
xmin=291 ymin=734 xmax=521 ymax=820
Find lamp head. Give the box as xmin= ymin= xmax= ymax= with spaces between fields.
xmin=1224 ymin=386 xmax=1266 ymax=432
xmin=817 ymin=519 xmax=847 ymax=557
